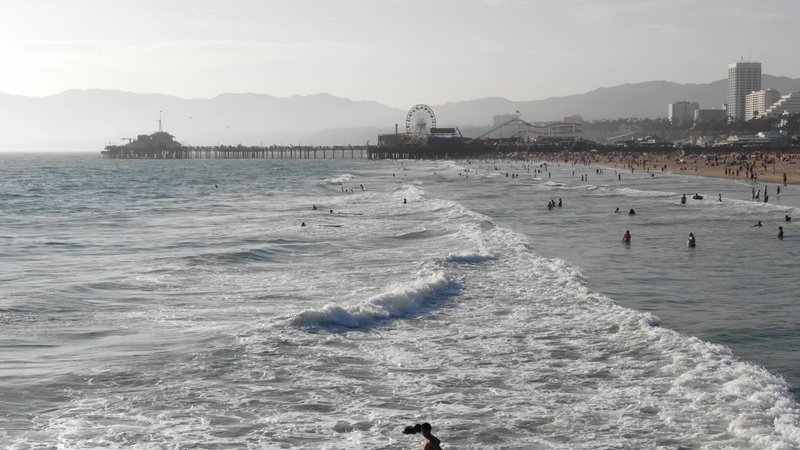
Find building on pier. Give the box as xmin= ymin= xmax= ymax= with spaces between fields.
xmin=103 ymin=130 xmax=188 ymax=158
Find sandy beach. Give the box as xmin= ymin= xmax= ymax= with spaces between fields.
xmin=597 ymin=152 xmax=800 ymax=185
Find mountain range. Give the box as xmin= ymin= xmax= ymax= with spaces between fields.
xmin=1 ymin=74 xmax=799 ymax=151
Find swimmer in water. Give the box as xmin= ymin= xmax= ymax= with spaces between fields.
xmin=753 ymin=221 xmax=762 ymax=227
xmin=403 ymin=423 xmax=442 ymax=450
xmin=778 ymin=226 xmax=784 ymax=239
xmin=622 ymin=230 xmax=631 ymax=243
xmin=628 ymin=208 xmax=636 ymax=215
xmin=687 ymin=232 xmax=696 ymax=247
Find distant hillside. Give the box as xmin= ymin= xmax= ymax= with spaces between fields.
xmin=1 ymin=74 xmax=799 ymax=151
xmin=0 ymin=90 xmax=403 ymax=151
xmin=435 ymin=75 xmax=800 ymax=126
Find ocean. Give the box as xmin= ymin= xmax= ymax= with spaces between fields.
xmin=1 ymin=152 xmax=798 ymax=449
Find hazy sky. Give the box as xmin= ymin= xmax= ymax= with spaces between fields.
xmin=1 ymin=0 xmax=797 ymax=108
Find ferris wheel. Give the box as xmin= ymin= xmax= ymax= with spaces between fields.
xmin=405 ymin=104 xmax=437 ymax=135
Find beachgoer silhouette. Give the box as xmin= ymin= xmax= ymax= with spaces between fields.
xmin=753 ymin=221 xmax=762 ymax=227
xmin=718 ymin=194 xmax=722 ymax=202
xmin=402 ymin=423 xmax=442 ymax=450
xmin=623 ymin=230 xmax=631 ymax=243
xmin=681 ymin=194 xmax=686 ymax=205
xmin=786 ymin=215 xmax=792 ymax=222
xmin=778 ymin=226 xmax=784 ymax=238
xmin=629 ymin=208 xmax=636 ymax=215
xmin=558 ymin=198 xmax=562 ymax=207
xmin=615 ymin=207 xmax=620 ymax=213
xmin=301 ymin=222 xmax=306 ymax=227
xmin=687 ymin=232 xmax=696 ymax=247
xmin=312 ymin=205 xmax=317 ymax=210
xmin=330 ymin=209 xmax=333 ymax=214
xmin=403 ymin=198 xmax=407 ymax=204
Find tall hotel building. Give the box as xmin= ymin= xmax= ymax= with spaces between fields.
xmin=727 ymin=61 xmax=761 ymax=121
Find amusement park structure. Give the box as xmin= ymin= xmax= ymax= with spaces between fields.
xmin=377 ymin=104 xmax=581 ymax=149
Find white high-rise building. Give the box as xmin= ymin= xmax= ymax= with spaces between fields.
xmin=764 ymin=92 xmax=800 ymax=117
xmin=728 ymin=61 xmax=761 ymax=121
xmin=745 ymin=89 xmax=782 ymax=120
xmin=668 ymin=101 xmax=699 ymax=125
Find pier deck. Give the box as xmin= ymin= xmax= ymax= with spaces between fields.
xmin=102 ymin=146 xmax=367 ymax=159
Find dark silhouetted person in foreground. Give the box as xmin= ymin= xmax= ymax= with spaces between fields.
xmin=628 ymin=208 xmax=636 ymax=215
xmin=786 ymin=215 xmax=792 ymax=222
xmin=687 ymin=233 xmax=696 ymax=248
xmin=403 ymin=423 xmax=442 ymax=450
xmin=778 ymin=226 xmax=784 ymax=239
xmin=622 ymin=230 xmax=631 ymax=243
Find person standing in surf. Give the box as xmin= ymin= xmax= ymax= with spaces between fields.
xmin=403 ymin=423 xmax=442 ymax=450
xmin=623 ymin=230 xmax=631 ymax=244
xmin=687 ymin=233 xmax=696 ymax=248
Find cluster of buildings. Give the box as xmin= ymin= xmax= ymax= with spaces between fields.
xmin=668 ymin=61 xmax=800 ymax=125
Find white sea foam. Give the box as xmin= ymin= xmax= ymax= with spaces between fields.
xmin=290 ymin=270 xmax=451 ymax=330
xmin=321 ymin=173 xmax=355 ymax=185
xmin=605 ymin=186 xmax=680 ymax=198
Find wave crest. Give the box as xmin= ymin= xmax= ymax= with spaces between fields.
xmin=291 ymin=271 xmax=454 ymax=331
xmin=322 ymin=174 xmax=355 ymax=185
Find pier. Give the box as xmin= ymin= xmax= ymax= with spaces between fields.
xmin=102 ymin=145 xmax=367 ymax=159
